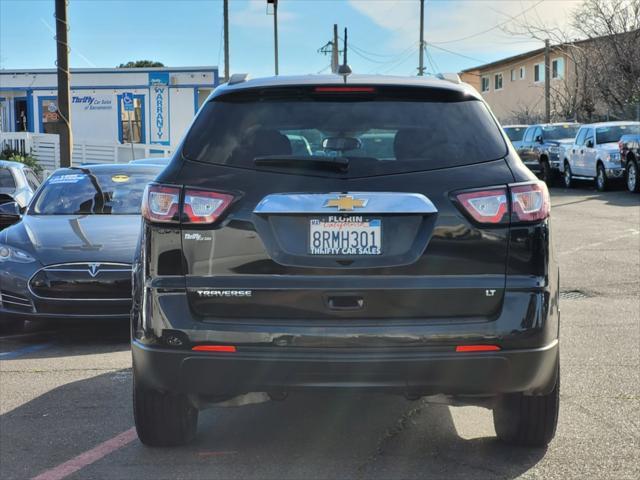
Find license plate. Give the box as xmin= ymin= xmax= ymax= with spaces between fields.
xmin=309 ymin=216 xmax=382 ymax=255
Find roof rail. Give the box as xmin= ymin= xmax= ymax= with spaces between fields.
xmin=435 ymin=72 xmax=461 ymax=84
xmin=228 ymin=73 xmax=249 ymax=85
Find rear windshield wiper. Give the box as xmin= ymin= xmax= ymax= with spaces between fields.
xmin=254 ymin=155 xmax=349 ymax=172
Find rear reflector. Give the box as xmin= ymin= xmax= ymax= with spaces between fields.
xmin=510 ymin=182 xmax=550 ymax=222
xmin=455 ymin=188 xmax=508 ymax=224
xmin=183 ymin=189 xmax=234 ymax=224
xmin=192 ymin=345 xmax=237 ymax=352
xmin=455 ymin=345 xmax=501 ymax=352
xmin=314 ymin=87 xmax=376 ymax=93
xmin=142 ymin=185 xmax=180 ymax=223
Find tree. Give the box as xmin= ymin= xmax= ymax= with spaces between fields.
xmin=505 ymin=0 xmax=640 ymax=121
xmin=117 ymin=60 xmax=165 ymax=68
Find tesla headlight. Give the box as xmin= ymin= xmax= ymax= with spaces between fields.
xmin=0 ymin=244 xmax=36 ymax=263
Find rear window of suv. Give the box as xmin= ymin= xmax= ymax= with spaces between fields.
xmin=182 ymin=86 xmax=507 ymax=177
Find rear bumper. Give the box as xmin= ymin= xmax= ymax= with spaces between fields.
xmin=132 ymin=339 xmax=559 ymax=398
xmin=0 ymin=308 xmax=130 ymax=323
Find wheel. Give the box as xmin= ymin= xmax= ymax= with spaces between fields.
xmin=133 ymin=376 xmax=199 ymax=447
xmin=493 ymin=364 xmax=559 ymax=447
xmin=563 ymin=162 xmax=573 ymax=188
xmin=626 ymin=158 xmax=639 ymax=193
xmin=596 ymin=163 xmax=608 ymax=192
xmin=540 ymin=159 xmax=554 ymax=186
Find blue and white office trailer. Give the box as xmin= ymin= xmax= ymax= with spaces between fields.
xmin=0 ymin=66 xmax=218 ymax=149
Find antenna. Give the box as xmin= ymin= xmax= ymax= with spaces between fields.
xmin=336 ymin=27 xmax=352 ymax=77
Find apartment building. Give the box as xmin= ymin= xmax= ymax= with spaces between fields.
xmin=460 ymin=46 xmax=572 ymax=124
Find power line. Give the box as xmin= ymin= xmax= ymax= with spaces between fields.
xmin=428 ymin=43 xmax=487 ymax=63
xmin=430 ymin=0 xmax=545 ymax=45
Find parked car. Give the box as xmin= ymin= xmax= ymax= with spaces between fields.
xmin=132 ymin=74 xmax=559 ymax=448
xmin=0 ymin=159 xmax=41 ymax=209
xmin=619 ymin=133 xmax=640 ymax=193
xmin=129 ymin=157 xmax=171 ymax=166
xmin=517 ymin=123 xmax=580 ymax=185
xmin=0 ymin=163 xmax=162 ymax=331
xmin=563 ymin=121 xmax=640 ymax=191
xmin=502 ymin=124 xmax=528 ymax=150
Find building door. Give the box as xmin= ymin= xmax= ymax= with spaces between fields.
xmin=14 ymin=98 xmax=29 ymax=132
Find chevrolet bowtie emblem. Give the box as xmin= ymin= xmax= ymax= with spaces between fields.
xmin=324 ymin=195 xmax=368 ymax=211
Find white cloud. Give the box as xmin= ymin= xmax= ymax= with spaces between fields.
xmin=231 ymin=0 xmax=297 ymax=29
xmin=349 ymin=0 xmax=583 ymax=59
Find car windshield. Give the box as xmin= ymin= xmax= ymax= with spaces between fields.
xmin=596 ymin=124 xmax=640 ymax=144
xmin=504 ymin=127 xmax=525 ymax=141
xmin=183 ymin=88 xmax=507 ymax=177
xmin=31 ymin=169 xmax=158 ymax=215
xmin=542 ymin=125 xmax=579 ymax=140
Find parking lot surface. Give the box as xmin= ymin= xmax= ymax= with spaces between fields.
xmin=1 ymin=186 xmax=638 ymax=480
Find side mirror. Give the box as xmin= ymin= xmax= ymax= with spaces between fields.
xmin=0 ymin=201 xmax=22 ymax=229
xmin=535 ymin=135 xmax=543 ymax=144
xmin=322 ymin=136 xmax=362 ymax=152
xmin=586 ymin=140 xmax=594 ymax=148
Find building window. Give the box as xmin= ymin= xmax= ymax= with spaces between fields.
xmin=494 ymin=73 xmax=503 ymax=90
xmin=510 ymin=69 xmax=516 ymax=81
xmin=481 ymin=76 xmax=490 ymax=92
xmin=520 ymin=66 xmax=525 ymax=79
xmin=40 ymin=98 xmax=60 ymax=134
xmin=119 ymin=95 xmax=144 ymax=144
xmin=534 ymin=63 xmax=545 ymax=83
xmin=552 ymin=58 xmax=564 ymax=79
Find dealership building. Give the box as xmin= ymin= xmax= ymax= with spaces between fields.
xmin=0 ymin=66 xmax=219 ymax=148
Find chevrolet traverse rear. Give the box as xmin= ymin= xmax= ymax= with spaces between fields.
xmin=132 ymin=75 xmax=560 ymax=448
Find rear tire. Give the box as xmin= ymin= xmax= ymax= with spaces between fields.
xmin=626 ymin=158 xmax=639 ymax=193
xmin=493 ymin=366 xmax=559 ymax=447
xmin=133 ymin=377 xmax=199 ymax=447
xmin=596 ymin=163 xmax=608 ymax=192
xmin=563 ymin=162 xmax=573 ymax=188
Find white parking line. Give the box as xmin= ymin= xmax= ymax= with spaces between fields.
xmin=559 ymin=228 xmax=640 ymax=256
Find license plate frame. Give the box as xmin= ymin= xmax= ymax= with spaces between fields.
xmin=309 ymin=216 xmax=382 ymax=256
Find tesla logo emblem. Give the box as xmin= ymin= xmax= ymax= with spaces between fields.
xmin=87 ymin=263 xmax=101 ymax=277
xmin=324 ymin=195 xmax=368 ymax=211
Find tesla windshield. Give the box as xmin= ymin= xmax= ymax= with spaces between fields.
xmin=32 ymin=170 xmax=158 ymax=215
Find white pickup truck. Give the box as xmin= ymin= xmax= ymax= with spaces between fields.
xmin=562 ymin=121 xmax=640 ymax=191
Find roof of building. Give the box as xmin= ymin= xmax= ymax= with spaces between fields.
xmin=0 ymin=66 xmax=217 ymax=75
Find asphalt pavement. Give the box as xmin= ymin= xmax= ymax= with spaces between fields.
xmin=1 ymin=184 xmax=638 ymax=480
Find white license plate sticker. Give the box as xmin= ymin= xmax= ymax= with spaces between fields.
xmin=309 ymin=217 xmax=382 ymax=255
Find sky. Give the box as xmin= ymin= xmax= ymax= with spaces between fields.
xmin=0 ymin=0 xmax=583 ymax=77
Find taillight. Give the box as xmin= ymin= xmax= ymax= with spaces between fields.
xmin=142 ymin=185 xmax=180 ymax=223
xmin=510 ymin=182 xmax=550 ymax=222
xmin=455 ymin=188 xmax=508 ymax=224
xmin=454 ymin=181 xmax=550 ymax=225
xmin=183 ymin=189 xmax=234 ymax=224
xmin=142 ymin=185 xmax=234 ymax=224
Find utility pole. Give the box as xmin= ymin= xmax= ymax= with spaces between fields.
xmin=223 ymin=0 xmax=229 ymax=82
xmin=55 ymin=0 xmax=72 ymax=167
xmin=418 ymin=0 xmax=425 ymax=76
xmin=267 ymin=0 xmax=279 ymax=75
xmin=331 ymin=24 xmax=339 ymax=74
xmin=544 ymin=38 xmax=551 ymax=122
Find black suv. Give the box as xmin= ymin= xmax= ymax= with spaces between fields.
xmin=517 ymin=123 xmax=580 ymax=184
xmin=132 ymin=75 xmax=560 ymax=448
